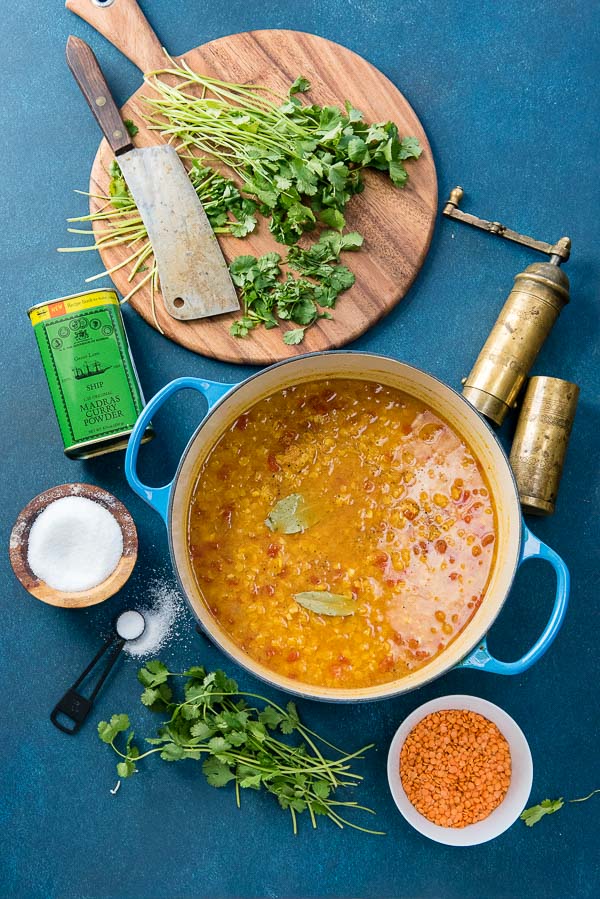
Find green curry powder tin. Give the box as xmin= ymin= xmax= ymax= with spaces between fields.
xmin=28 ymin=288 xmax=153 ymax=459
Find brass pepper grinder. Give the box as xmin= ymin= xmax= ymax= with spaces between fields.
xmin=509 ymin=376 xmax=579 ymax=515
xmin=443 ymin=187 xmax=571 ymax=425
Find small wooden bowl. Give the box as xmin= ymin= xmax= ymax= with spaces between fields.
xmin=9 ymin=483 xmax=138 ymax=608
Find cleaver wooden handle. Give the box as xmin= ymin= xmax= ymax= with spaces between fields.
xmin=66 ymin=35 xmax=134 ymax=156
xmin=65 ymin=0 xmax=166 ymax=74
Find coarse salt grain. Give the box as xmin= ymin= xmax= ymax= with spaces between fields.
xmin=27 ymin=496 xmax=123 ymax=593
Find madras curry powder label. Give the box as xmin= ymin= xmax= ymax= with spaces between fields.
xmin=28 ymin=289 xmax=152 ymax=459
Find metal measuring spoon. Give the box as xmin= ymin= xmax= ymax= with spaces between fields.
xmin=50 ymin=610 xmax=146 ymax=735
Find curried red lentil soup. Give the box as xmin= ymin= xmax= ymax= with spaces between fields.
xmin=187 ymin=379 xmax=497 ymax=689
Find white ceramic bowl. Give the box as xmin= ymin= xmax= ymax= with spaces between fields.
xmin=387 ymin=694 xmax=533 ymax=846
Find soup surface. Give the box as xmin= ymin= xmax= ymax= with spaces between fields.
xmin=187 ymin=379 xmax=497 ymax=689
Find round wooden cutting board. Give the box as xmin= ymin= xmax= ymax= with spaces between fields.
xmin=68 ymin=0 xmax=437 ymax=365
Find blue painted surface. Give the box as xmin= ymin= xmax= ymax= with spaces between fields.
xmin=1 ymin=2 xmax=598 ymax=897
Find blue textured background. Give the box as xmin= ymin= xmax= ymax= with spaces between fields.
xmin=1 ymin=2 xmax=598 ymax=898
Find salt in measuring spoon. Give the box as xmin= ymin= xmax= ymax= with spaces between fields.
xmin=50 ymin=610 xmax=146 ymax=735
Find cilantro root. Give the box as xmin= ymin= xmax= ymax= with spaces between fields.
xmin=98 ymin=662 xmax=382 ymax=835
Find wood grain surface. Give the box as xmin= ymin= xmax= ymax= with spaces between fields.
xmin=70 ymin=3 xmax=437 ymax=364
xmin=9 ymin=483 xmax=138 ymax=608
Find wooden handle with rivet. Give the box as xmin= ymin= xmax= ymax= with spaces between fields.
xmin=65 ymin=35 xmax=134 ymax=156
xmin=65 ymin=0 xmax=167 ymax=74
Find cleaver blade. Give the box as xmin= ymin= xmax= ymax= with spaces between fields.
xmin=118 ymin=145 xmax=240 ymax=320
xmin=66 ymin=35 xmax=239 ymax=321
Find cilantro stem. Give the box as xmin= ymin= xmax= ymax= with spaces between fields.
xmin=109 ymin=741 xmax=163 ymax=763
xmin=569 ymin=789 xmax=600 ymax=803
xmin=325 ymin=808 xmax=385 ymax=836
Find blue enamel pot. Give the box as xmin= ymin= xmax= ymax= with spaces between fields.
xmin=125 ymin=352 xmax=569 ymax=701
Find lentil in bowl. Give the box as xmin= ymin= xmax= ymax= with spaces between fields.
xmin=387 ymin=694 xmax=533 ymax=846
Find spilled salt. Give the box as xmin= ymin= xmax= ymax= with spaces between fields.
xmin=124 ymin=580 xmax=186 ymax=658
xmin=27 ymin=496 xmax=123 ymax=592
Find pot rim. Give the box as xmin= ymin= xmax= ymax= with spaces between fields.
xmin=166 ymin=351 xmax=523 ymax=702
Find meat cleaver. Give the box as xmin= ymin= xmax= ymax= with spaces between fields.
xmin=65 ymin=36 xmax=239 ymax=321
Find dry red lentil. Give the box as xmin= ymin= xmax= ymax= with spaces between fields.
xmin=187 ymin=380 xmax=497 ymax=689
xmin=400 ymin=709 xmax=512 ymax=827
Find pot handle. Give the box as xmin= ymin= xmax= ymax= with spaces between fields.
xmin=125 ymin=376 xmax=234 ymax=525
xmin=457 ymin=525 xmax=569 ymax=674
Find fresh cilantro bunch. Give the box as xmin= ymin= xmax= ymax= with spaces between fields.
xmin=144 ymin=67 xmax=422 ymax=245
xmin=229 ymin=230 xmax=363 ymax=343
xmin=65 ymin=69 xmax=420 ymax=335
xmin=98 ymin=661 xmax=381 ymax=835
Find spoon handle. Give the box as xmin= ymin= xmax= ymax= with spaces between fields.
xmin=51 ymin=636 xmax=126 ymax=734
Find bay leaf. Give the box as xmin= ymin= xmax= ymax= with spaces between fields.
xmin=294 ymin=591 xmax=356 ymax=617
xmin=265 ymin=493 xmax=317 ymax=534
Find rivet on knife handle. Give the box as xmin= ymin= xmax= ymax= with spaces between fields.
xmin=65 ymin=35 xmax=134 ymax=156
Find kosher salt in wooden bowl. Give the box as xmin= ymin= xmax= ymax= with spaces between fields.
xmin=9 ymin=483 xmax=138 ymax=608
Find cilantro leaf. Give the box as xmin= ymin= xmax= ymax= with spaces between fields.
xmin=203 ymin=757 xmax=236 ymax=787
xmin=259 ymin=707 xmax=284 ymax=729
xmin=107 ymin=161 xmax=132 ymax=210
xmin=227 ymin=731 xmax=248 ymax=747
xmin=328 ymin=161 xmax=349 ymax=191
xmin=123 ymin=119 xmax=139 ymax=138
xmin=339 ymin=231 xmax=364 ymax=251
xmin=140 ymin=687 xmax=159 ymax=707
xmin=319 ymin=208 xmax=346 ymax=231
xmin=289 ymin=75 xmax=311 ymax=96
xmin=138 ymin=660 xmax=169 ymax=688
xmin=283 ymin=328 xmax=306 ymax=345
xmin=229 ymin=317 xmax=256 ymax=338
xmin=344 ymin=100 xmax=363 ymax=122
xmin=280 ymin=702 xmax=300 ymax=735
xmin=208 ymin=736 xmax=231 ymax=754
xmin=313 ymin=781 xmax=332 ymax=799
xmin=160 ymin=743 xmax=185 ymax=762
xmin=240 ymin=773 xmax=263 ymax=789
xmin=180 ymin=702 xmax=200 ymax=720
xmin=399 ymin=136 xmax=422 ymax=159
xmin=116 ymin=759 xmax=137 ymax=778
xmin=98 ymin=714 xmax=130 ymax=744
xmin=520 ymin=798 xmax=564 ymax=827
xmin=183 ymin=666 xmax=206 ymax=679
xmin=190 ymin=721 xmax=216 ymax=741
xmin=125 ymin=731 xmax=139 ymax=759
xmin=388 ymin=158 xmax=408 ymax=188
xmin=347 ymin=137 xmax=369 ymax=163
